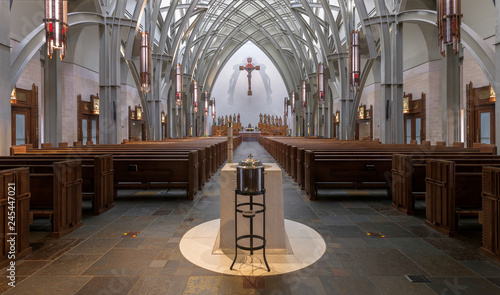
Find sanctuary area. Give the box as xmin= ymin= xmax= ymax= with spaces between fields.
xmin=1 ymin=0 xmax=500 ymax=294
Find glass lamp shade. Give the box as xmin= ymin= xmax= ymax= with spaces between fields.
xmin=284 ymin=97 xmax=288 ymax=117
xmin=140 ymin=31 xmax=151 ymax=93
xmin=204 ymin=91 xmax=209 ymax=116
xmin=44 ymin=0 xmax=68 ymax=60
xmin=350 ymin=30 xmax=360 ymax=92
xmin=438 ymin=0 xmax=462 ymax=56
xmin=176 ymin=64 xmax=183 ymax=105
xmin=318 ymin=62 xmax=325 ymax=103
xmin=211 ymin=98 xmax=216 ymax=119
xmin=193 ymin=80 xmax=198 ymax=112
xmin=301 ymin=80 xmax=307 ymax=110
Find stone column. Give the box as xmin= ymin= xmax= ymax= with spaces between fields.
xmin=43 ymin=50 xmax=63 ymax=146
xmin=379 ymin=21 xmax=403 ymax=143
xmin=391 ymin=22 xmax=404 ymax=144
xmin=99 ymin=24 xmax=121 ymax=144
xmin=441 ymin=46 xmax=461 ymax=145
xmin=0 ymin=2 xmax=10 ymax=155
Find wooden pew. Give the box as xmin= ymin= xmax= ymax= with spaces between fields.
xmin=425 ymin=159 xmax=500 ymax=237
xmin=259 ymin=136 xmax=496 ymax=201
xmin=1 ymin=155 xmax=114 ymax=215
xmin=0 ymin=160 xmax=83 ymax=238
xmin=113 ymin=152 xmax=198 ymax=200
xmin=13 ymin=137 xmax=236 ymax=200
xmin=302 ymin=148 xmax=493 ymax=200
xmin=392 ymin=153 xmax=500 ymax=215
xmin=0 ymin=168 xmax=31 ymax=267
xmin=480 ymin=166 xmax=500 ymax=261
xmin=13 ymin=150 xmax=199 ymax=200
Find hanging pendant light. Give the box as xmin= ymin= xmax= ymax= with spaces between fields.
xmin=211 ymin=97 xmax=216 ymax=119
xmin=204 ymin=91 xmax=209 ymax=116
xmin=175 ymin=64 xmax=183 ymax=106
xmin=140 ymin=31 xmax=151 ymax=93
xmin=301 ymin=80 xmax=307 ymax=110
xmin=350 ymin=30 xmax=360 ymax=92
xmin=318 ymin=62 xmax=325 ymax=104
xmin=438 ymin=0 xmax=462 ymax=56
xmin=291 ymin=91 xmax=296 ymax=115
xmin=161 ymin=111 xmax=166 ymax=123
xmin=193 ymin=80 xmax=198 ymax=112
xmin=284 ymin=97 xmax=288 ymax=117
xmin=44 ymin=0 xmax=68 ymax=60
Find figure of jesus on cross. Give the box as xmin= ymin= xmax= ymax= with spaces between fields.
xmin=239 ymin=57 xmax=260 ymax=96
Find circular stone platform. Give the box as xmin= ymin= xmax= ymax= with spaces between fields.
xmin=179 ymin=219 xmax=326 ymax=276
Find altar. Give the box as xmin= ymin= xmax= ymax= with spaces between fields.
xmin=239 ymin=130 xmax=260 ymax=141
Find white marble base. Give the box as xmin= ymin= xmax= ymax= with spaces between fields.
xmin=179 ymin=219 xmax=326 ymax=276
xmin=220 ymin=163 xmax=286 ymax=251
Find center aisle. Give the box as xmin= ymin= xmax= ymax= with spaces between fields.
xmin=231 ymin=141 xmax=276 ymax=163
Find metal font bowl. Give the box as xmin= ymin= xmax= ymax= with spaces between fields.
xmin=236 ymin=154 xmax=264 ymax=194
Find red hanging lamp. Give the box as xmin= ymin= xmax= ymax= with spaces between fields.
xmin=175 ymin=64 xmax=183 ymax=106
xmin=140 ymin=31 xmax=151 ymax=93
xmin=350 ymin=30 xmax=360 ymax=92
xmin=193 ymin=80 xmax=198 ymax=113
xmin=284 ymin=97 xmax=288 ymax=117
xmin=211 ymin=97 xmax=216 ymax=119
xmin=301 ymin=80 xmax=307 ymax=110
xmin=437 ymin=0 xmax=462 ymax=56
xmin=318 ymin=62 xmax=325 ymax=104
xmin=204 ymin=91 xmax=209 ymax=116
xmin=44 ymin=0 xmax=68 ymax=60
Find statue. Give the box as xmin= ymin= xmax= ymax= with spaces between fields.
xmin=284 ymin=115 xmax=287 ymax=126
xmin=225 ymin=115 xmax=228 ymax=125
xmin=248 ymin=123 xmax=251 ymax=128
xmin=237 ymin=113 xmax=240 ymax=123
xmin=271 ymin=115 xmax=275 ymax=125
xmin=267 ymin=114 xmax=270 ymax=124
xmin=279 ymin=116 xmax=282 ymax=126
xmin=259 ymin=113 xmax=263 ymax=123
xmin=233 ymin=114 xmax=236 ymax=123
xmin=229 ymin=114 xmax=232 ymax=123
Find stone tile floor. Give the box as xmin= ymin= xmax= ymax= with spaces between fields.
xmin=2 ymin=142 xmax=500 ymax=294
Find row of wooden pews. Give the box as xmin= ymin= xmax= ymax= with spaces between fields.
xmin=1 ymin=136 xmax=240 ymax=266
xmin=259 ymin=135 xmax=500 ymax=261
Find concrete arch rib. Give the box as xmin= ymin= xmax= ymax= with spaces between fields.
xmin=10 ymin=12 xmax=105 ymax=91
xmin=199 ymin=23 xmax=299 ymax=91
xmin=398 ymin=10 xmax=496 ymax=87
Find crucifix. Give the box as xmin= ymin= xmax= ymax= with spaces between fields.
xmin=239 ymin=57 xmax=260 ymax=95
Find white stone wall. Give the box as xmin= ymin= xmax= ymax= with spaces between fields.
xmin=11 ymin=40 xmax=44 ymax=145
xmin=401 ymin=60 xmax=443 ymax=144
xmin=61 ymin=63 xmax=100 ymax=144
xmin=211 ymin=42 xmax=288 ymax=135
